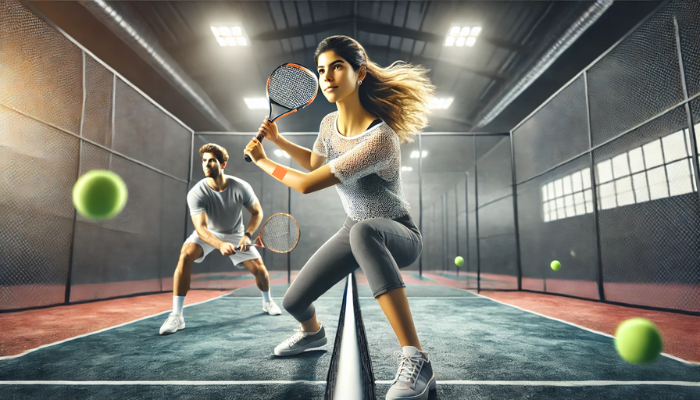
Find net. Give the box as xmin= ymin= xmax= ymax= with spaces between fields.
xmin=260 ymin=213 xmax=300 ymax=253
xmin=324 ymin=273 xmax=376 ymax=400
xmin=267 ymin=64 xmax=318 ymax=109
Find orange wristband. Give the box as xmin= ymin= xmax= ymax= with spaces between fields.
xmin=272 ymin=165 xmax=288 ymax=180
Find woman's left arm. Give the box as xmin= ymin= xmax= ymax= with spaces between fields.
xmin=245 ymin=138 xmax=339 ymax=194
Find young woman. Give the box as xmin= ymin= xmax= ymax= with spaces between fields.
xmin=244 ymin=35 xmax=436 ymax=400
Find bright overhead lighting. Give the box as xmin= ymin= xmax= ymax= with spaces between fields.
xmin=445 ymin=25 xmax=481 ymax=47
xmin=430 ymin=97 xmax=454 ymax=110
xmin=274 ymin=150 xmax=290 ymax=158
xmin=401 ymin=166 xmax=413 ymax=172
xmin=410 ymin=151 xmax=428 ymax=159
xmin=211 ymin=25 xmax=248 ymax=47
xmin=244 ymin=98 xmax=267 ymax=109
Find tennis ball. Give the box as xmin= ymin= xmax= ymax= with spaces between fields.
xmin=454 ymin=256 xmax=464 ymax=267
xmin=550 ymin=260 xmax=561 ymax=271
xmin=615 ymin=318 xmax=662 ymax=365
xmin=72 ymin=170 xmax=128 ymax=220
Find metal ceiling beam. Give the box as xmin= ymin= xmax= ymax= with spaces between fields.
xmin=250 ymin=17 xmax=526 ymax=52
xmin=80 ymin=0 xmax=233 ymax=131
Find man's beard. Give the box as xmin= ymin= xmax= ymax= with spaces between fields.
xmin=206 ymin=169 xmax=221 ymax=178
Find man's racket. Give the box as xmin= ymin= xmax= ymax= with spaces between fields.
xmin=235 ymin=213 xmax=300 ymax=253
xmin=244 ymin=62 xmax=319 ymax=162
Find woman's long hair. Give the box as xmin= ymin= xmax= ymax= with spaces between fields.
xmin=314 ymin=35 xmax=435 ymax=143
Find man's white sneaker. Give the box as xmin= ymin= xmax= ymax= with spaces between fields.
xmin=386 ymin=346 xmax=436 ymax=400
xmin=274 ymin=324 xmax=327 ymax=356
xmin=159 ymin=313 xmax=185 ymax=335
xmin=263 ymin=300 xmax=282 ymax=316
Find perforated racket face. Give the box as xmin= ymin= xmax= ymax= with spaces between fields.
xmin=260 ymin=213 xmax=300 ymax=253
xmin=267 ymin=64 xmax=318 ymax=113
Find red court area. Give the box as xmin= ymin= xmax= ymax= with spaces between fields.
xmin=0 ymin=290 xmax=229 ymax=357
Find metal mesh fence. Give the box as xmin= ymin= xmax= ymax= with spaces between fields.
xmin=0 ymin=109 xmax=79 ymax=309
xmin=1 ymin=0 xmax=193 ymax=310
xmin=512 ymin=0 xmax=700 ymax=312
xmin=586 ymin=3 xmax=684 ymax=147
xmin=517 ymin=155 xmax=599 ymax=298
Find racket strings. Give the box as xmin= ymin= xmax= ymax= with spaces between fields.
xmin=260 ymin=214 xmax=300 ymax=253
xmin=268 ymin=67 xmax=318 ymax=109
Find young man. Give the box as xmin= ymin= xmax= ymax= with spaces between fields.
xmin=159 ymin=143 xmax=281 ymax=335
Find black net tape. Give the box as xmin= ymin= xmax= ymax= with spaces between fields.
xmin=513 ymin=75 xmax=589 ymax=183
xmin=594 ymin=106 xmax=700 ymax=312
xmin=517 ymin=155 xmax=599 ymax=298
xmin=0 ymin=109 xmax=79 ymax=310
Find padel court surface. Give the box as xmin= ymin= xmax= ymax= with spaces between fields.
xmin=1 ymin=272 xmax=698 ymax=399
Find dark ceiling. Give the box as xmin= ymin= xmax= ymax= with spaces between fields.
xmin=29 ymin=1 xmax=661 ymax=134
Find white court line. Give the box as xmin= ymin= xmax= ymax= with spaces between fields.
xmin=0 ymin=292 xmax=233 ymax=361
xmin=222 ymin=297 xmax=484 ymax=300
xmin=376 ymin=380 xmax=700 ymax=387
xmin=0 ymin=380 xmax=698 ymax=387
xmin=463 ymin=289 xmax=699 ymax=366
xmin=0 ymin=380 xmax=325 ymax=386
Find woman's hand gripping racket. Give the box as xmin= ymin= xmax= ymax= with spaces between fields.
xmin=235 ymin=213 xmax=300 ymax=253
xmin=244 ymin=63 xmax=319 ymax=162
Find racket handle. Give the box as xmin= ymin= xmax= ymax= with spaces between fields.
xmin=244 ymin=132 xmax=267 ymax=163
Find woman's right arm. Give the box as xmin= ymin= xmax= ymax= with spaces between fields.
xmin=258 ymin=118 xmax=326 ymax=172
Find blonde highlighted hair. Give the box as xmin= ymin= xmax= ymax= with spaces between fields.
xmin=199 ymin=143 xmax=229 ymax=165
xmin=314 ymin=36 xmax=435 ymax=143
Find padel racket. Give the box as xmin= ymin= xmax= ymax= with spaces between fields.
xmin=244 ymin=62 xmax=319 ymax=162
xmin=235 ymin=213 xmax=300 ymax=253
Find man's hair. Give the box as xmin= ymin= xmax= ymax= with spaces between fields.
xmin=199 ymin=143 xmax=229 ymax=165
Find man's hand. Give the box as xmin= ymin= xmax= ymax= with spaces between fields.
xmin=219 ymin=242 xmax=237 ymax=256
xmin=237 ymin=235 xmax=252 ymax=252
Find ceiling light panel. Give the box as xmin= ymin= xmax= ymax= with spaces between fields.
xmin=211 ymin=26 xmax=249 ymax=47
xmin=445 ymin=25 xmax=482 ymax=47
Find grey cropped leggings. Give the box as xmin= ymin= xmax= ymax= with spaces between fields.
xmin=282 ymin=214 xmax=422 ymax=322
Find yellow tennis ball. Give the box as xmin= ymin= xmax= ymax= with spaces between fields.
xmin=550 ymin=260 xmax=561 ymax=271
xmin=72 ymin=170 xmax=128 ymax=220
xmin=454 ymin=256 xmax=464 ymax=267
xmin=615 ymin=318 xmax=663 ymax=365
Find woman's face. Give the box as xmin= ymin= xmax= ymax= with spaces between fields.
xmin=317 ymin=50 xmax=363 ymax=103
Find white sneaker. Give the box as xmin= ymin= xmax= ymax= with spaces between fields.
xmin=263 ymin=300 xmax=282 ymax=316
xmin=386 ymin=346 xmax=436 ymax=400
xmin=159 ymin=313 xmax=185 ymax=335
xmin=274 ymin=324 xmax=327 ymax=356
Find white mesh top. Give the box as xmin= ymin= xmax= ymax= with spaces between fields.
xmin=313 ymin=111 xmax=410 ymax=221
